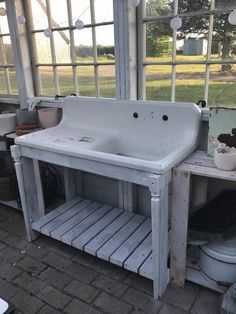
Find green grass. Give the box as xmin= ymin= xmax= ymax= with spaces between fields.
xmin=2 ymin=55 xmax=236 ymax=108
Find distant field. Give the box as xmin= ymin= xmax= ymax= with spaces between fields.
xmin=1 ymin=55 xmax=235 ymax=107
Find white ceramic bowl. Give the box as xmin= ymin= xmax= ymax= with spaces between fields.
xmin=214 ymin=145 xmax=236 ymax=171
xmin=0 ymin=113 xmax=16 ymax=135
xmin=200 ymin=239 xmax=236 ymax=283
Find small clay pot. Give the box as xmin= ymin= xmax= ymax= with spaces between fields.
xmin=38 ymin=108 xmax=59 ymax=129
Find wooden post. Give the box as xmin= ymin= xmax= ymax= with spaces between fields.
xmin=11 ymin=145 xmax=44 ymax=241
xmin=149 ymin=173 xmax=169 ymax=299
xmin=170 ymin=168 xmax=191 ymax=287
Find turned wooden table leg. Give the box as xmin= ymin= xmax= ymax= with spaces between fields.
xmin=149 ymin=174 xmax=169 ymax=299
xmin=11 ymin=145 xmax=44 ymax=241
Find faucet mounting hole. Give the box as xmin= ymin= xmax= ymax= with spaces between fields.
xmin=133 ymin=112 xmax=139 ymax=118
xmin=162 ymin=115 xmax=168 ymax=121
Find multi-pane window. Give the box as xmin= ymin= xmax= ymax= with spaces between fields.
xmin=0 ymin=1 xmax=18 ymax=96
xmin=140 ymin=0 xmax=236 ymax=107
xmin=27 ymin=0 xmax=115 ymax=98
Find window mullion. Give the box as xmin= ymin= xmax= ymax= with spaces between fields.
xmin=137 ymin=0 xmax=146 ymax=100
xmin=67 ymin=0 xmax=78 ymax=95
xmin=90 ymin=0 xmax=99 ymax=97
xmin=5 ymin=0 xmax=33 ymax=106
xmin=46 ymin=0 xmax=59 ymax=95
xmin=204 ymin=0 xmax=215 ymax=105
xmin=171 ymin=0 xmax=178 ymax=102
xmin=24 ymin=0 xmax=42 ymax=95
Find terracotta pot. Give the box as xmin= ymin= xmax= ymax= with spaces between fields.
xmin=38 ymin=108 xmax=59 ymax=129
xmin=15 ymin=123 xmax=41 ymax=136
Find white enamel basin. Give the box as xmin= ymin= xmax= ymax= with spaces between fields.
xmin=15 ymin=97 xmax=201 ymax=174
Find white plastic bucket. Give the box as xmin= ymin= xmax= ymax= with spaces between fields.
xmin=200 ymin=238 xmax=236 ymax=283
xmin=0 ymin=113 xmax=16 ymax=135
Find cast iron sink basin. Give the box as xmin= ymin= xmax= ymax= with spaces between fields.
xmin=15 ymin=97 xmax=201 ymax=174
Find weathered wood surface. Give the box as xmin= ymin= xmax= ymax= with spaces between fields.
xmin=171 ymin=150 xmax=236 ymax=290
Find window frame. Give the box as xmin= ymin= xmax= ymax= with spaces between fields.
xmin=137 ymin=0 xmax=236 ymax=106
xmin=0 ymin=1 xmax=18 ymax=98
xmin=25 ymin=0 xmax=116 ymax=98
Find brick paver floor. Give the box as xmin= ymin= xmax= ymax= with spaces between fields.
xmin=0 ymin=204 xmax=221 ymax=314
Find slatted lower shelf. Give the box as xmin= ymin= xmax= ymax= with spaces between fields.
xmin=32 ymin=196 xmax=153 ymax=280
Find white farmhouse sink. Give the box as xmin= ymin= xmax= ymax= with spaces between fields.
xmin=15 ymin=97 xmax=201 ymax=174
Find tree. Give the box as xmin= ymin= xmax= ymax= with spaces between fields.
xmin=177 ymin=0 xmax=236 ymax=71
xmin=146 ymin=0 xmax=236 ymax=70
xmin=146 ymin=0 xmax=172 ymax=57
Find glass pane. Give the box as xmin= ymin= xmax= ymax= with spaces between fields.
xmin=58 ymin=66 xmax=74 ymax=95
xmin=0 ymin=67 xmax=7 ymax=94
xmin=176 ymin=16 xmax=209 ymax=61
xmin=54 ymin=31 xmax=71 ymax=63
xmin=146 ymin=21 xmax=172 ymax=62
xmin=38 ymin=66 xmax=55 ymax=96
xmin=94 ymin=0 xmax=113 ymax=23
xmin=178 ymin=0 xmax=210 ymax=14
xmin=98 ymin=65 xmax=115 ymax=98
xmin=0 ymin=3 xmax=9 ymax=34
xmin=50 ymin=0 xmax=68 ymax=27
xmin=29 ymin=0 xmax=48 ymax=30
xmin=175 ymin=64 xmax=205 ymax=103
xmin=216 ymin=0 xmax=236 ymax=10
xmin=145 ymin=0 xmax=172 ymax=18
xmin=208 ymin=64 xmax=236 ymax=108
xmin=71 ymin=0 xmax=91 ymax=25
xmin=77 ymin=66 xmax=96 ymax=97
xmin=74 ymin=28 xmax=93 ymax=62
xmin=96 ymin=25 xmax=115 ymax=62
xmin=96 ymin=25 xmax=115 ymax=61
xmin=34 ymin=33 xmax=52 ymax=64
xmin=0 ymin=36 xmax=13 ymax=64
xmin=9 ymin=68 xmax=18 ymax=95
xmin=211 ymin=13 xmax=236 ymax=62
xmin=146 ymin=65 xmax=172 ymax=101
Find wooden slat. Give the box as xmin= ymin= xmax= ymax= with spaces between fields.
xmin=40 ymin=199 xmax=92 ymax=236
xmin=177 ymin=163 xmax=236 ymax=181
xmin=84 ymin=211 xmax=134 ymax=256
xmin=72 ymin=207 xmax=123 ymax=250
xmin=110 ymin=219 xmax=151 ymax=267
xmin=61 ymin=204 xmax=112 ymax=245
xmin=97 ymin=214 xmax=146 ymax=261
xmin=51 ymin=202 xmax=102 ymax=240
xmin=185 ymin=157 xmax=215 ymax=168
xmin=32 ymin=197 xmax=82 ymax=231
xmin=124 ymin=233 xmax=152 ymax=273
xmin=139 ymin=253 xmax=153 ymax=280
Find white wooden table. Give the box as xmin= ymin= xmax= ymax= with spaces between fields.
xmin=11 ymin=144 xmax=171 ymax=299
xmin=171 ymin=150 xmax=236 ymax=291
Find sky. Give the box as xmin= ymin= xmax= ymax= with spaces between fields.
xmin=31 ymin=0 xmax=114 ymax=46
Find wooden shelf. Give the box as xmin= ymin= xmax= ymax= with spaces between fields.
xmin=32 ymin=197 xmax=153 ymax=280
